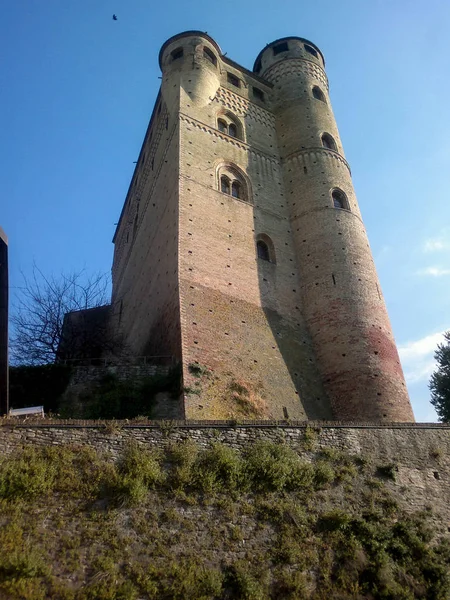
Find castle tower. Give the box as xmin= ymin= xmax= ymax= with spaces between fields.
xmin=110 ymin=31 xmax=414 ymax=422
xmin=253 ymin=38 xmax=413 ymax=421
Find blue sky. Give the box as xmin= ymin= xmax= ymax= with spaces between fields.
xmin=2 ymin=0 xmax=450 ymax=421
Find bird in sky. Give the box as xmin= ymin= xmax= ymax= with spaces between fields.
xmin=112 ymin=14 xmax=118 ymax=21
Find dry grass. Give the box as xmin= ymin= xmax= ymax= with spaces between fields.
xmin=228 ymin=378 xmax=272 ymax=418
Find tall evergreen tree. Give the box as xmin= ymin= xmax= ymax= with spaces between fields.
xmin=429 ymin=331 xmax=450 ymax=422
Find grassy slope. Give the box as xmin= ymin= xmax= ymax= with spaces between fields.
xmin=0 ymin=436 xmax=449 ymax=600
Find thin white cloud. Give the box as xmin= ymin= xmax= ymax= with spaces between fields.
xmin=423 ymin=231 xmax=450 ymax=253
xmin=416 ymin=266 xmax=450 ymax=277
xmin=423 ymin=239 xmax=448 ymax=252
xmin=399 ymin=331 xmax=447 ymax=385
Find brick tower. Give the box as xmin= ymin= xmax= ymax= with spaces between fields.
xmin=110 ymin=31 xmax=414 ymax=422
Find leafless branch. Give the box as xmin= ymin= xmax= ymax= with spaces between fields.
xmin=10 ymin=265 xmax=112 ymax=365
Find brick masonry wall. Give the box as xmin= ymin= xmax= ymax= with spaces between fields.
xmin=0 ymin=423 xmax=448 ymax=529
xmin=166 ymin=34 xmax=334 ymax=420
xmin=111 ymin=102 xmax=182 ymax=361
xmin=110 ymin=32 xmax=414 ymax=424
xmin=258 ymin=39 xmax=413 ymax=422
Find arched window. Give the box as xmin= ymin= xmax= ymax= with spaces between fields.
xmin=332 ymin=189 xmax=349 ymax=210
xmin=221 ymin=176 xmax=230 ymax=194
xmin=256 ymin=234 xmax=276 ymax=263
xmin=217 ymin=164 xmax=250 ymax=203
xmin=216 ymin=112 xmax=243 ymax=141
xmin=321 ymin=133 xmax=337 ymax=151
xmin=231 ymin=181 xmax=241 ymax=198
xmin=203 ymin=47 xmax=217 ymax=66
xmin=257 ymin=240 xmax=270 ymax=261
xmin=312 ymin=86 xmax=326 ymax=102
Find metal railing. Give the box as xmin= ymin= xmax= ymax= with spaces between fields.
xmin=59 ymin=355 xmax=175 ymax=367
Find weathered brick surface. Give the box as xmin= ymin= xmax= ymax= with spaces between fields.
xmin=109 ymin=32 xmax=413 ymax=422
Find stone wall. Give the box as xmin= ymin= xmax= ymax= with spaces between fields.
xmin=67 ymin=364 xmax=171 ymax=386
xmin=0 ymin=422 xmax=448 ymax=527
xmin=59 ymin=364 xmax=182 ymax=420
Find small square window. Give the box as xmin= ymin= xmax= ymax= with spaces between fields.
xmin=253 ymin=87 xmax=264 ymax=101
xmin=227 ymin=72 xmax=240 ymax=87
xmin=273 ymin=42 xmax=289 ymax=55
xmin=171 ymin=48 xmax=183 ymax=61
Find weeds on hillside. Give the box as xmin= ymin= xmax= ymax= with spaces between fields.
xmin=0 ymin=441 xmax=448 ymax=599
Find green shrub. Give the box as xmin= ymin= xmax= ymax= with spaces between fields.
xmin=110 ymin=442 xmax=163 ymax=506
xmin=0 ymin=446 xmax=116 ymax=502
xmin=194 ymin=443 xmax=244 ymax=493
xmin=188 ymin=362 xmax=211 ymax=378
xmin=224 ymin=564 xmax=266 ymax=600
xmin=161 ymin=562 xmax=223 ymax=600
xmin=0 ymin=522 xmax=50 ymax=600
xmin=244 ymin=440 xmax=311 ymax=492
xmin=168 ymin=439 xmax=199 ymax=491
xmin=377 ymin=463 xmax=398 ymax=480
xmin=119 ymin=442 xmax=162 ymax=486
xmin=0 ymin=448 xmax=57 ymax=500
xmin=314 ymin=461 xmax=335 ymax=487
xmin=317 ymin=509 xmax=351 ymax=533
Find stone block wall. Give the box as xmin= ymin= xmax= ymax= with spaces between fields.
xmin=0 ymin=423 xmax=448 ymax=528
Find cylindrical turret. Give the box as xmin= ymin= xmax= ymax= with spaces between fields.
xmin=159 ymin=31 xmax=221 ymax=108
xmin=254 ymin=38 xmax=414 ymax=421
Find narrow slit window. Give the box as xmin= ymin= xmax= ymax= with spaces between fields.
xmin=257 ymin=240 xmax=270 ymax=261
xmin=254 ymin=58 xmax=262 ymax=74
xmin=304 ymin=44 xmax=318 ymax=58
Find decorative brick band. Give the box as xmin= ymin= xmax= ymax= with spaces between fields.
xmin=284 ymin=147 xmax=351 ymax=175
xmin=263 ymin=58 xmax=329 ymax=90
xmin=179 ymin=114 xmax=280 ymax=165
xmin=214 ymin=87 xmax=275 ymax=127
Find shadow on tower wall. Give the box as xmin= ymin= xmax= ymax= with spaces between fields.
xmin=242 ymin=112 xmax=334 ymax=421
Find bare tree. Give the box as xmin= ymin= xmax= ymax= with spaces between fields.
xmin=11 ymin=266 xmax=112 ymax=365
